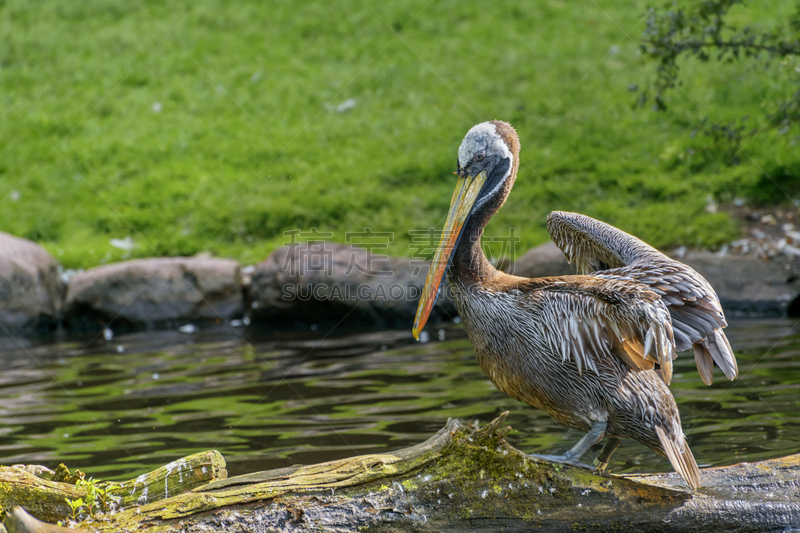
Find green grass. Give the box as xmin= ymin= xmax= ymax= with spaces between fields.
xmin=0 ymin=0 xmax=797 ymax=269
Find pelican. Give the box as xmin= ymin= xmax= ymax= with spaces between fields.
xmin=413 ymin=120 xmax=737 ymax=490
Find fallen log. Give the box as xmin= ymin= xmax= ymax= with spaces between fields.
xmin=0 ymin=450 xmax=226 ymax=525
xmin=3 ymin=414 xmax=799 ymax=532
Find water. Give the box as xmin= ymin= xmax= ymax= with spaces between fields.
xmin=1 ymin=319 xmax=799 ymax=481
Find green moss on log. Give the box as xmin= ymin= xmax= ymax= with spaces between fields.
xmin=0 ymin=467 xmax=84 ymax=524
xmin=9 ymin=415 xmax=800 ymax=533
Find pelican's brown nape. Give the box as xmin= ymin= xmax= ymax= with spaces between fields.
xmin=413 ymin=120 xmax=738 ymax=490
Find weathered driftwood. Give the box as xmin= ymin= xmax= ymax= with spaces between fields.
xmin=3 ymin=414 xmax=800 ymax=532
xmin=0 ymin=469 xmax=84 ymax=526
xmin=103 ymin=449 xmax=227 ymax=506
xmin=0 ymin=450 xmax=226 ymax=525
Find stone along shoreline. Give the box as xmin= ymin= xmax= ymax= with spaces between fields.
xmin=1 ymin=232 xmax=798 ymax=336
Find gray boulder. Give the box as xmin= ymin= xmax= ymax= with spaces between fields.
xmin=506 ymin=241 xmax=576 ymax=278
xmin=508 ymin=241 xmax=800 ymax=318
xmin=0 ymin=232 xmax=64 ymax=332
xmin=65 ymin=257 xmax=243 ymax=329
xmin=677 ymin=252 xmax=800 ymax=318
xmin=248 ymin=242 xmax=456 ymax=328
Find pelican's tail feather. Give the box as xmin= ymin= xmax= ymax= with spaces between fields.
xmin=655 ymin=426 xmax=700 ymax=490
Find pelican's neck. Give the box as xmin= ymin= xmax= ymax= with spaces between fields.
xmin=449 ymin=214 xmax=497 ymax=286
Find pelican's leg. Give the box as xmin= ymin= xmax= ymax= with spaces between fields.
xmin=530 ymin=421 xmax=607 ymax=470
xmin=592 ymin=437 xmax=621 ymax=475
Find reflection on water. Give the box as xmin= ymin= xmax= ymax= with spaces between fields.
xmin=1 ymin=319 xmax=799 ymax=481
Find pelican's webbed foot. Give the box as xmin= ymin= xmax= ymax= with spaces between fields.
xmin=529 ymin=453 xmax=595 ymax=471
xmin=530 ymin=420 xmax=607 ymax=472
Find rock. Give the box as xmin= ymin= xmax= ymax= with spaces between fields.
xmin=505 ymin=241 xmax=576 ymax=278
xmin=248 ymin=242 xmax=456 ymax=329
xmin=64 ymin=257 xmax=243 ymax=329
xmin=677 ymin=252 xmax=800 ymax=318
xmin=0 ymin=232 xmax=64 ymax=333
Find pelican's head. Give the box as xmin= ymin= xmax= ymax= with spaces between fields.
xmin=412 ymin=121 xmax=519 ymax=339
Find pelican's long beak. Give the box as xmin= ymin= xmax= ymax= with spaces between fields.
xmin=412 ymin=170 xmax=488 ymax=340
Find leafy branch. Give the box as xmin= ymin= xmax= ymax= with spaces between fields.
xmin=637 ymin=0 xmax=800 ymax=160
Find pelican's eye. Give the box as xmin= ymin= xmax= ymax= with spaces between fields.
xmin=473 ymin=152 xmax=486 ymax=163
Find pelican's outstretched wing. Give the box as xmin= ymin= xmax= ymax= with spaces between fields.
xmin=546 ymin=211 xmax=737 ymax=385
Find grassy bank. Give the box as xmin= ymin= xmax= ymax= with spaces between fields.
xmin=0 ymin=0 xmax=797 ymax=269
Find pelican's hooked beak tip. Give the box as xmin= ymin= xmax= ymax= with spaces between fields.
xmin=412 ymin=327 xmax=420 ymax=341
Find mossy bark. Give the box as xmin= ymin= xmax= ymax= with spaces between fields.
xmin=0 ymin=469 xmax=84 ymax=525
xmin=104 ymin=450 xmax=227 ymax=507
xmin=0 ymin=451 xmax=225 ymax=526
xmin=4 ymin=414 xmax=800 ymax=532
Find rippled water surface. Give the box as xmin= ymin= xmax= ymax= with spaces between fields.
xmin=1 ymin=319 xmax=800 ymax=481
